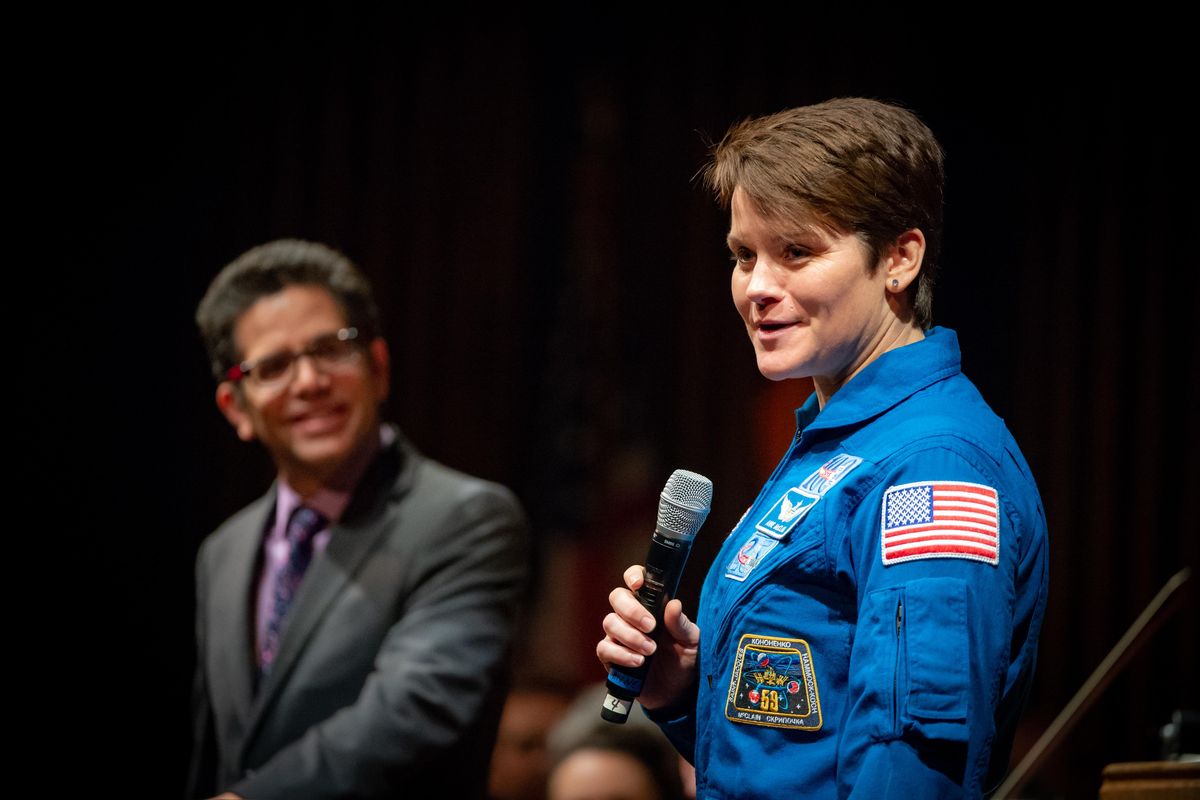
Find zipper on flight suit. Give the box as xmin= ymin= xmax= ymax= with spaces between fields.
xmin=893 ymin=596 xmax=904 ymax=733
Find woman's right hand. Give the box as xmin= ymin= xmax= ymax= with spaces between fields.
xmin=596 ymin=564 xmax=701 ymax=711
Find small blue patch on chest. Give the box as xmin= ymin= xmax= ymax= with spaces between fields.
xmin=724 ymin=532 xmax=780 ymax=581
xmin=755 ymin=488 xmax=819 ymax=539
xmin=722 ymin=454 xmax=863 ymax=582
xmin=797 ymin=453 xmax=864 ymax=495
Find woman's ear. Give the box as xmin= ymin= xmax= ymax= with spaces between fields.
xmin=882 ymin=228 xmax=926 ymax=294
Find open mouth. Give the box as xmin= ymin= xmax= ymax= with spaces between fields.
xmin=757 ymin=321 xmax=798 ymax=334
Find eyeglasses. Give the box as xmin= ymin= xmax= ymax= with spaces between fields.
xmin=226 ymin=327 xmax=362 ymax=388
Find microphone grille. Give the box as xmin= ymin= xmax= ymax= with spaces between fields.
xmin=657 ymin=469 xmax=713 ymax=538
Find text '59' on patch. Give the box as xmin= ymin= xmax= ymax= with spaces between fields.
xmin=726 ymin=634 xmax=822 ymax=731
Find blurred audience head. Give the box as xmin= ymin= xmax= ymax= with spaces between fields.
xmin=548 ymin=725 xmax=684 ymax=800
xmin=546 ymin=684 xmax=686 ymax=800
xmin=488 ymin=682 xmax=574 ymax=800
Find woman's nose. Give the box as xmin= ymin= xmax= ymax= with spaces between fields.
xmin=745 ymin=259 xmax=781 ymax=305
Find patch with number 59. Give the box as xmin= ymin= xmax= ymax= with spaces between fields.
xmin=725 ymin=634 xmax=822 ymax=731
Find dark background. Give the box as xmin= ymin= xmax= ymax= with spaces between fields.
xmin=42 ymin=10 xmax=1197 ymax=798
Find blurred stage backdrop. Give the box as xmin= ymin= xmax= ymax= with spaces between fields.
xmin=57 ymin=10 xmax=1196 ymax=798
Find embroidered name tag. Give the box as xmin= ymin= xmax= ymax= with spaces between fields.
xmin=754 ymin=488 xmax=819 ymax=539
xmin=724 ymin=532 xmax=780 ymax=581
xmin=726 ymin=634 xmax=822 ymax=731
xmin=881 ymin=480 xmax=1000 ymax=566
xmin=754 ymin=454 xmax=863 ymax=541
xmin=797 ymin=453 xmax=863 ymax=495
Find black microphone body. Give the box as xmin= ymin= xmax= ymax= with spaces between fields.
xmin=602 ymin=470 xmax=712 ymax=724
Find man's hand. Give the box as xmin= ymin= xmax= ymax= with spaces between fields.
xmin=596 ymin=565 xmax=700 ymax=711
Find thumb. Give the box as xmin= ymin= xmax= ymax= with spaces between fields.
xmin=662 ymin=598 xmax=699 ymax=645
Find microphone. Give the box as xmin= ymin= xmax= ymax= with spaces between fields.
xmin=601 ymin=469 xmax=713 ymax=724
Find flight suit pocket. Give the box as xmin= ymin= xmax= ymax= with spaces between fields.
xmin=902 ymin=577 xmax=969 ymax=742
xmin=858 ymin=579 xmax=969 ymax=743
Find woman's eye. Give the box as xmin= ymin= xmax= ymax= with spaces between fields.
xmin=785 ymin=245 xmax=811 ymax=260
xmin=731 ymin=248 xmax=754 ymax=265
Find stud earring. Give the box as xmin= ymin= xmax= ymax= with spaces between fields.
xmin=891 ymin=279 xmax=899 ymax=288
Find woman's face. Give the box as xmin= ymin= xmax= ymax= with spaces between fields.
xmin=729 ymin=187 xmax=896 ymax=392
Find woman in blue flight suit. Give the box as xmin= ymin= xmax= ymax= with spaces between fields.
xmin=598 ymin=99 xmax=1049 ymax=799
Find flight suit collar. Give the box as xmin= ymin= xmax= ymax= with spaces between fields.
xmin=796 ymin=326 xmax=962 ymax=436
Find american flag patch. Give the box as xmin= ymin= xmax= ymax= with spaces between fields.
xmin=881 ymin=481 xmax=1000 ymax=566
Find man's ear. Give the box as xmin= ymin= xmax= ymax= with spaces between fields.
xmin=882 ymin=228 xmax=926 ymax=293
xmin=216 ymin=382 xmax=257 ymax=442
xmin=368 ymin=337 xmax=391 ymax=403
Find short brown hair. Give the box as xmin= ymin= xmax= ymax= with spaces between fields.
xmin=704 ymin=98 xmax=944 ymax=328
xmin=196 ymin=239 xmax=382 ymax=382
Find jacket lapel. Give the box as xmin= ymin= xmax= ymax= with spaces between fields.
xmin=211 ymin=491 xmax=273 ymax=736
xmin=241 ymin=434 xmax=417 ymax=752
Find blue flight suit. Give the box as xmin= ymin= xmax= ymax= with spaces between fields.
xmin=650 ymin=327 xmax=1049 ymax=799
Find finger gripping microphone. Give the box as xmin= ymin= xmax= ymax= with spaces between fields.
xmin=601 ymin=469 xmax=713 ymax=724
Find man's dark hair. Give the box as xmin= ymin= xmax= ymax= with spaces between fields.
xmin=704 ymin=97 xmax=945 ymax=328
xmin=196 ymin=239 xmax=382 ymax=382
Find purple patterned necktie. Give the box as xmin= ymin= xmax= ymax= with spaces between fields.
xmin=259 ymin=505 xmax=327 ymax=678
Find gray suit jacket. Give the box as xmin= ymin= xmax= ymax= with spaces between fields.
xmin=188 ymin=429 xmax=528 ymax=799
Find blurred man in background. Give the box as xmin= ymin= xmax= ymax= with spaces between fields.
xmin=189 ymin=239 xmax=528 ymax=799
